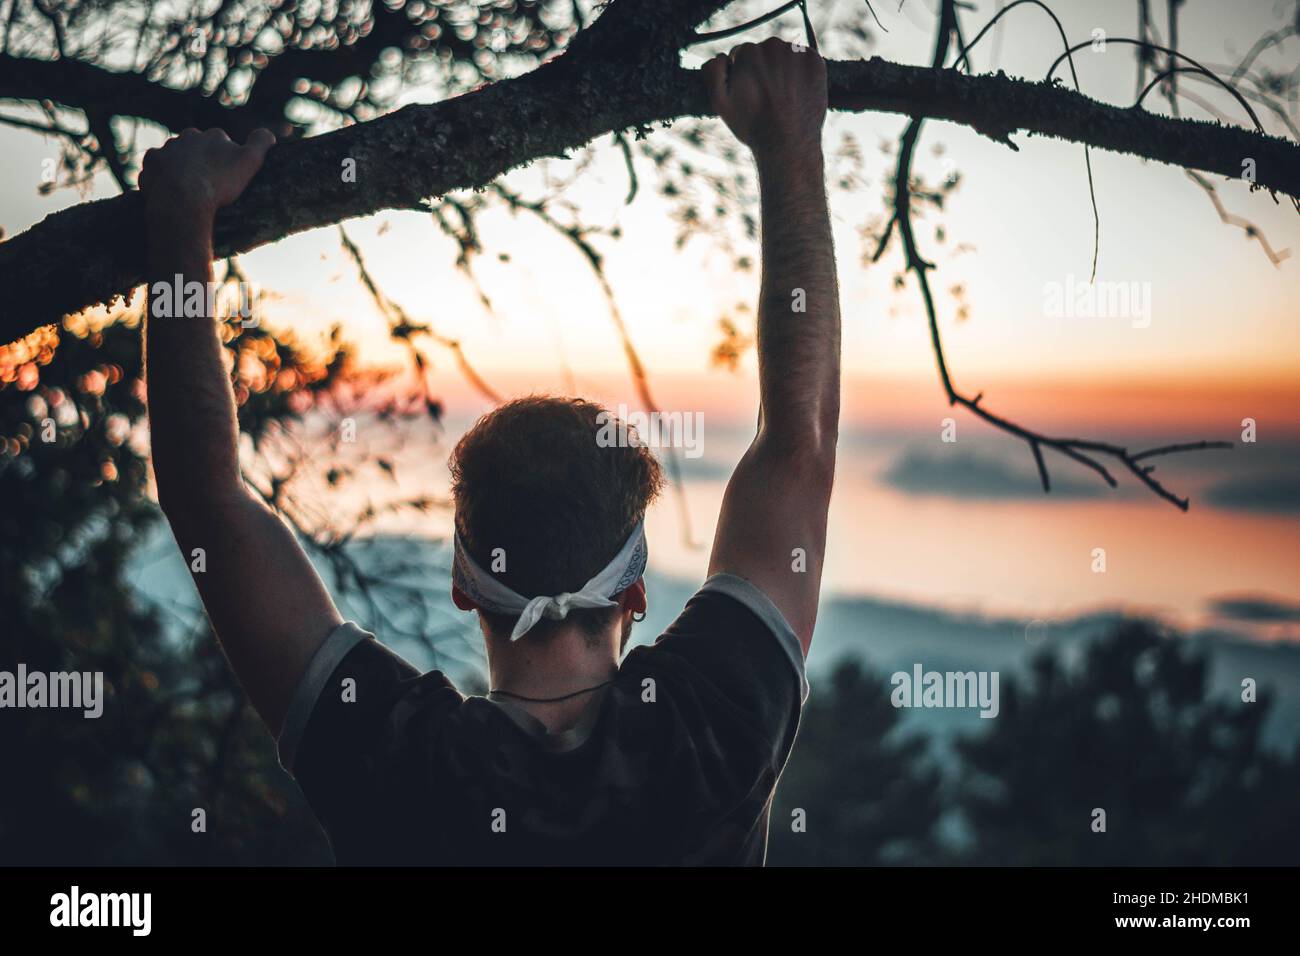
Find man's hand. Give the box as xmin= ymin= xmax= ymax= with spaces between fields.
xmin=140 ymin=127 xmax=275 ymax=228
xmin=703 ymin=38 xmax=827 ymax=163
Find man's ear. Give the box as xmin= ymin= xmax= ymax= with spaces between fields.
xmin=451 ymin=585 xmax=478 ymax=612
xmin=622 ymin=577 xmax=647 ymax=615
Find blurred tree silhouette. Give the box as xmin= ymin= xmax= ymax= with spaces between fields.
xmin=766 ymin=622 xmax=1300 ymax=866
xmin=769 ymin=659 xmax=944 ymax=866
xmin=953 ymin=621 xmax=1300 ymax=866
xmin=0 ymin=301 xmax=347 ymax=863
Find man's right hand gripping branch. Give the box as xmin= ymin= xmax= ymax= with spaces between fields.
xmin=704 ymin=38 xmax=841 ymax=657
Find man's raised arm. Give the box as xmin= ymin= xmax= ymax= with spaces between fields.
xmin=143 ymin=129 xmax=342 ymax=735
xmin=703 ymin=39 xmax=840 ymax=655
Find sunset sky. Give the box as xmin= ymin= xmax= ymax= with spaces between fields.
xmin=4 ymin=0 xmax=1298 ymax=639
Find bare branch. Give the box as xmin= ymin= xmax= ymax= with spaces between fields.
xmin=338 ymin=227 xmax=502 ymax=406
xmin=882 ymin=0 xmax=1234 ymax=510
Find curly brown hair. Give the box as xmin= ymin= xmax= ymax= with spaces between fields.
xmin=449 ymin=396 xmax=664 ymax=639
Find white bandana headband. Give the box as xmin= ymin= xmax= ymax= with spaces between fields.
xmin=452 ymin=521 xmax=648 ymax=641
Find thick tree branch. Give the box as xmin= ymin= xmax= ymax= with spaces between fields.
xmin=3 ymin=45 xmax=1298 ymax=344
xmin=0 ymin=53 xmax=237 ymax=132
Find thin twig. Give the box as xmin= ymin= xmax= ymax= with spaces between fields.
xmin=886 ymin=0 xmax=1232 ymax=511
xmin=689 ymin=0 xmax=804 ymax=46
xmin=338 ymin=227 xmax=502 ymax=405
xmin=491 ymin=181 xmax=700 ymax=548
xmin=953 ymin=0 xmax=1099 ymax=280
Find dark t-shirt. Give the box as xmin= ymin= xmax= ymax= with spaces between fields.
xmin=278 ymin=573 xmax=809 ymax=866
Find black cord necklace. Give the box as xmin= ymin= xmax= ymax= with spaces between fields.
xmin=489 ymin=680 xmax=614 ymax=704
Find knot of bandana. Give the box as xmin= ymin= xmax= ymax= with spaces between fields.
xmin=452 ymin=521 xmax=649 ymax=641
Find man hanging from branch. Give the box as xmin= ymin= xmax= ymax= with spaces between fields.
xmin=140 ymin=37 xmax=837 ymax=865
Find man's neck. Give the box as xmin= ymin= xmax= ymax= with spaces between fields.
xmin=484 ymin=625 xmax=619 ymax=734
